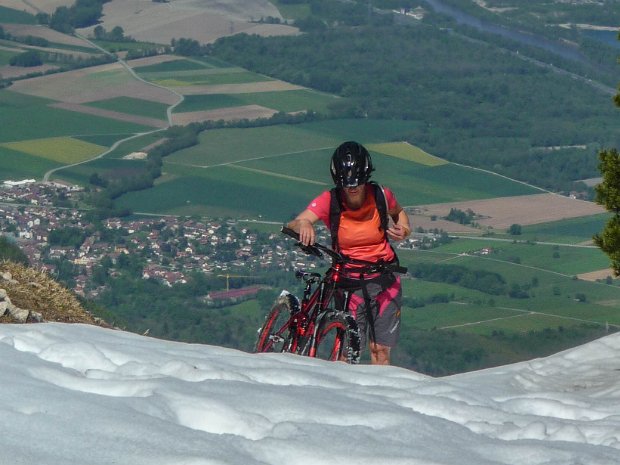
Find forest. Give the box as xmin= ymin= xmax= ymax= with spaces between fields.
xmin=206 ymin=1 xmax=619 ymax=195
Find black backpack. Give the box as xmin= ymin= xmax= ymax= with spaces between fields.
xmin=328 ymin=181 xmax=390 ymax=252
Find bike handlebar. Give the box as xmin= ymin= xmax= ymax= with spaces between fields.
xmin=281 ymin=226 xmax=408 ymax=274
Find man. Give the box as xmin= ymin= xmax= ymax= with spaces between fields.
xmin=287 ymin=141 xmax=410 ymax=365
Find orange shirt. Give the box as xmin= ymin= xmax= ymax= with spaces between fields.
xmin=307 ymin=186 xmax=396 ymax=263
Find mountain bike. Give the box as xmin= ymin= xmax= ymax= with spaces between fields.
xmin=254 ymin=226 xmax=407 ymax=364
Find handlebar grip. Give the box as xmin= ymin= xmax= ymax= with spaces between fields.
xmin=281 ymin=226 xmax=300 ymax=240
xmin=281 ymin=226 xmax=323 ymax=258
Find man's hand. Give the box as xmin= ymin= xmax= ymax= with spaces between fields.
xmin=287 ymin=210 xmax=319 ymax=246
xmin=297 ymin=219 xmax=316 ymax=246
xmin=387 ymin=223 xmax=410 ymax=241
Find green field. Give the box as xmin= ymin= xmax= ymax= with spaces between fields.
xmin=165 ymin=124 xmax=341 ymax=166
xmin=1 ymin=137 xmax=106 ymax=164
xmin=423 ymin=238 xmax=610 ymax=275
xmin=132 ymin=57 xmax=230 ymax=73
xmin=0 ymin=48 xmax=18 ymax=65
xmin=53 ymin=158 xmax=150 ymax=186
xmin=175 ymin=89 xmax=340 ymax=113
xmin=368 ymin=142 xmax=448 ymax=166
xmin=85 ymin=97 xmax=170 ymax=120
xmin=0 ymin=6 xmax=36 ymax=24
xmin=0 ymin=89 xmax=154 ymax=179
xmin=147 ymin=69 xmax=273 ymax=87
xmin=0 ymin=90 xmax=151 ymax=144
xmin=522 ymin=214 xmax=611 ymax=243
xmin=111 ymin=119 xmax=540 ymax=218
xmin=0 ymin=146 xmax=60 ymax=181
xmin=395 ymin=247 xmax=620 ymax=337
xmin=272 ymin=0 xmax=311 ymax=19
xmin=117 ymin=163 xmax=323 ymax=218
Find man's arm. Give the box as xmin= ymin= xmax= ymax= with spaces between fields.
xmin=287 ymin=209 xmax=320 ymax=246
xmin=387 ymin=203 xmax=411 ymax=241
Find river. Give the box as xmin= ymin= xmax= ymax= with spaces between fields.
xmin=423 ymin=0 xmax=592 ymax=65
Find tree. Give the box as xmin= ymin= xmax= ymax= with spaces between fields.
xmin=110 ymin=26 xmax=125 ymax=41
xmin=10 ymin=50 xmax=43 ymax=67
xmin=171 ymin=37 xmax=202 ymax=56
xmin=508 ymin=223 xmax=522 ymax=235
xmin=93 ymin=25 xmax=105 ymax=39
xmin=594 ymin=148 xmax=620 ymax=275
xmin=592 ymin=33 xmax=620 ymax=275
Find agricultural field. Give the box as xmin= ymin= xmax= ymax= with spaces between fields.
xmin=0 ymin=136 xmax=106 ymax=164
xmin=130 ymin=55 xmax=329 ymax=124
xmin=76 ymin=0 xmax=299 ymax=46
xmin=0 ymin=23 xmax=98 ymax=48
xmin=423 ymin=237 xmax=610 ymax=276
xmin=84 ymin=97 xmax=170 ymax=121
xmin=415 ymin=193 xmax=606 ymax=231
xmin=367 ymin=142 xmax=448 ymax=166
xmin=0 ymin=146 xmax=61 ymax=179
xmin=522 ymin=213 xmax=611 ymax=243
xmin=9 ymin=61 xmax=180 ymax=105
xmin=396 ymin=246 xmax=620 ymax=338
xmin=112 ymin=122 xmax=541 ymax=219
xmin=0 ymin=11 xmax=103 ymax=80
xmin=175 ymin=89 xmax=340 ymax=114
xmin=0 ymin=88 xmax=154 ymax=181
xmin=142 ymin=69 xmax=274 ymax=87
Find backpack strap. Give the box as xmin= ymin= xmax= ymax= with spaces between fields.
xmin=371 ymin=182 xmax=403 ymax=268
xmin=329 ymin=187 xmax=342 ymax=251
xmin=369 ymin=181 xmax=389 ymax=240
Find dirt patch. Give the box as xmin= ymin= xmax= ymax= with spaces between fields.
xmin=1 ymin=24 xmax=96 ymax=48
xmin=9 ymin=62 xmax=180 ymax=104
xmin=51 ymin=102 xmax=168 ymax=128
xmin=172 ymin=105 xmax=278 ymax=125
xmin=577 ymin=269 xmax=615 ymax=282
xmin=415 ymin=193 xmax=606 ymax=230
xmin=407 ymin=212 xmax=481 ymax=234
xmin=123 ymin=152 xmax=148 ymax=160
xmin=77 ymin=0 xmax=299 ymax=45
xmin=176 ymin=81 xmax=305 ymax=95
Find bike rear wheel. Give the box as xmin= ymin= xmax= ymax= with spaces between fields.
xmin=313 ymin=311 xmax=361 ymax=364
xmin=254 ymin=293 xmax=298 ymax=354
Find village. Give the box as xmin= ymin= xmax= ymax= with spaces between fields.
xmin=0 ymin=180 xmax=425 ymax=302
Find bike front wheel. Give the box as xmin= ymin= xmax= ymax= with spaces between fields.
xmin=254 ymin=293 xmax=298 ymax=354
xmin=313 ymin=311 xmax=361 ymax=364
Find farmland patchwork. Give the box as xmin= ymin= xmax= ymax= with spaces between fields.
xmin=0 ymin=137 xmax=106 ymax=164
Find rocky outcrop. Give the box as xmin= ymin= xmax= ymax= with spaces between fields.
xmin=0 ymin=261 xmax=104 ymax=325
xmin=0 ymin=286 xmax=43 ymax=323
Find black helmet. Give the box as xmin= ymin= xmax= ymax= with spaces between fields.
xmin=330 ymin=141 xmax=373 ymax=188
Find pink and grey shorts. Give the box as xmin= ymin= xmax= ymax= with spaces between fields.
xmin=346 ymin=275 xmax=402 ymax=349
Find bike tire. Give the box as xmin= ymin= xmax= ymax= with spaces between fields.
xmin=254 ymin=293 xmax=298 ymax=354
xmin=314 ymin=310 xmax=361 ymax=364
